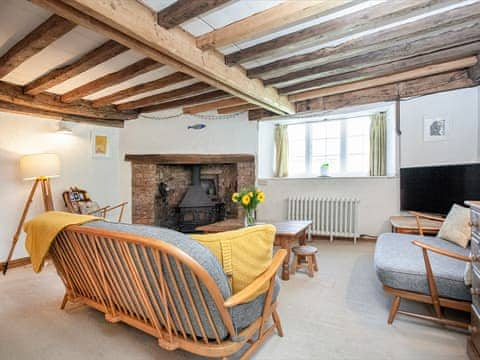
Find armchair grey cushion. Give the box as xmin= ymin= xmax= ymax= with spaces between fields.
xmin=374 ymin=233 xmax=471 ymax=302
xmin=81 ymin=221 xmax=278 ymax=339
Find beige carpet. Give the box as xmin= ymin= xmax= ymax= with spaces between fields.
xmin=0 ymin=240 xmax=469 ymax=360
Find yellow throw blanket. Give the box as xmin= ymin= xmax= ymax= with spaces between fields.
xmin=24 ymin=211 xmax=98 ymax=273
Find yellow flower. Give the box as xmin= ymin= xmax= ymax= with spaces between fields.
xmin=248 ymin=191 xmax=254 ymax=198
xmin=241 ymin=194 xmax=251 ymax=206
xmin=257 ymin=192 xmax=265 ymax=203
xmin=231 ymin=192 xmax=240 ymax=203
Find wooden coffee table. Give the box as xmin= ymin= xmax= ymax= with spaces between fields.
xmin=196 ymin=219 xmax=312 ymax=281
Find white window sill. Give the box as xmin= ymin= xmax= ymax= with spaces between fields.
xmin=258 ymin=175 xmax=398 ymax=181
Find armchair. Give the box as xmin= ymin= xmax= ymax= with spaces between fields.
xmin=62 ymin=187 xmax=127 ymax=222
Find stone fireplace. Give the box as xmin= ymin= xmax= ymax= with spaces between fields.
xmin=126 ymin=154 xmax=255 ymax=232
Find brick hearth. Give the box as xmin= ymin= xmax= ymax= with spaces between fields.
xmin=126 ymin=154 xmax=255 ymax=227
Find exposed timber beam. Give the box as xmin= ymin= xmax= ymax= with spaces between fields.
xmin=31 ymin=0 xmax=294 ymax=115
xmin=289 ymin=57 xmax=477 ymax=102
xmin=294 ymin=70 xmax=478 ymax=114
xmin=139 ymin=90 xmax=228 ymax=113
xmin=61 ymin=58 xmax=162 ymax=103
xmin=468 ymin=54 xmax=480 ymax=81
xmin=0 ymin=15 xmax=75 ymax=78
xmin=91 ymin=72 xmax=191 ymax=108
xmin=157 ymin=0 xmax=230 ymax=29
xmin=248 ymin=109 xmax=276 ymax=121
xmin=25 ymin=40 xmax=128 ymax=95
xmin=264 ymin=21 xmax=480 ymax=87
xmin=196 ymin=0 xmax=353 ymax=50
xmin=117 ymin=82 xmax=211 ymax=111
xmin=183 ymin=97 xmax=246 ymax=114
xmin=0 ymin=81 xmax=136 ymax=120
xmin=0 ymin=100 xmax=124 ymax=127
xmin=217 ymin=104 xmax=259 ymax=114
xmin=225 ymin=0 xmax=457 ymax=66
xmin=280 ymin=42 xmax=480 ymax=94
xmin=247 ymin=2 xmax=480 ymax=79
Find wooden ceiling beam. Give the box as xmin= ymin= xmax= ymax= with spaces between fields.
xmin=0 ymin=14 xmax=75 ymax=78
xmin=31 ymin=0 xmax=294 ymax=115
xmin=250 ymin=70 xmax=478 ymax=120
xmin=0 ymin=101 xmax=124 ymax=127
xmin=196 ymin=0 xmax=353 ymax=50
xmin=183 ymin=97 xmax=246 ymax=114
xmin=0 ymin=80 xmax=136 ymax=120
xmin=217 ymin=103 xmax=259 ymax=114
xmin=91 ymin=72 xmax=191 ymax=108
xmin=139 ymin=90 xmax=228 ymax=113
xmin=61 ymin=58 xmax=162 ymax=103
xmin=264 ymin=21 xmax=480 ymax=87
xmin=295 ymin=70 xmax=478 ymax=114
xmin=157 ymin=0 xmax=231 ymax=29
xmin=225 ymin=0 xmax=457 ymax=66
xmin=25 ymin=40 xmax=128 ymax=95
xmin=247 ymin=3 xmax=480 ymax=79
xmin=289 ymin=57 xmax=477 ymax=102
xmin=280 ymin=42 xmax=480 ymax=94
xmin=116 ymin=82 xmax=211 ymax=111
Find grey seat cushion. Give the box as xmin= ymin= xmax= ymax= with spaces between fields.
xmin=80 ymin=221 xmax=278 ymax=339
xmin=374 ymin=233 xmax=471 ymax=302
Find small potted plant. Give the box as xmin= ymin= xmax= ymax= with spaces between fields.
xmin=231 ymin=187 xmax=265 ymax=226
xmin=320 ymin=162 xmax=329 ymax=177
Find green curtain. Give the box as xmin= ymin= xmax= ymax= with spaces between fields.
xmin=274 ymin=124 xmax=289 ymax=177
xmin=369 ymin=112 xmax=387 ymax=176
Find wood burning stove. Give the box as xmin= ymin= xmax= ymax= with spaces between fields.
xmin=177 ymin=165 xmax=225 ymax=233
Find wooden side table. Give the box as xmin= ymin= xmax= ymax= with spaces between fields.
xmin=389 ymin=216 xmax=442 ymax=235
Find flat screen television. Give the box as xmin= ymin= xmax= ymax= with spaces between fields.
xmin=400 ymin=163 xmax=480 ymax=214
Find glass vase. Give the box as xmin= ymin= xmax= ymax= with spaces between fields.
xmin=244 ymin=208 xmax=256 ymax=227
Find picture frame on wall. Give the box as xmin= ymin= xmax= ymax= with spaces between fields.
xmin=423 ymin=116 xmax=447 ymax=142
xmin=91 ymin=132 xmax=109 ymax=158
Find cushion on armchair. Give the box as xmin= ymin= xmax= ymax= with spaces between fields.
xmin=438 ymin=204 xmax=471 ymax=248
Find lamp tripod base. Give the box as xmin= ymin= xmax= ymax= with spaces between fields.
xmin=3 ymin=178 xmax=54 ymax=275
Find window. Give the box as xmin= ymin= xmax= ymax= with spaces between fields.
xmin=287 ymin=116 xmax=371 ymax=177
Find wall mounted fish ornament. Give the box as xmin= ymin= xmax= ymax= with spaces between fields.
xmin=187 ymin=124 xmax=207 ymax=130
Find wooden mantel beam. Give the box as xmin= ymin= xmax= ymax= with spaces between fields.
xmin=31 ymin=0 xmax=294 ymax=115
xmin=25 ymin=40 xmax=128 ymax=95
xmin=157 ymin=0 xmax=230 ymax=29
xmin=0 ymin=15 xmax=76 ymax=79
xmin=0 ymin=80 xmax=136 ymax=120
xmin=195 ymin=0 xmax=352 ymax=50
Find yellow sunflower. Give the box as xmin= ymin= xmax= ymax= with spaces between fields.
xmin=231 ymin=192 xmax=240 ymax=203
xmin=241 ymin=194 xmax=251 ymax=206
xmin=257 ymin=191 xmax=265 ymax=203
xmin=248 ymin=191 xmax=254 ymax=198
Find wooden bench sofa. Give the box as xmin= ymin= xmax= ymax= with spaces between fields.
xmin=49 ymin=221 xmax=286 ymax=359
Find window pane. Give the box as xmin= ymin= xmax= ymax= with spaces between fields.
xmin=311 ymin=139 xmax=326 ymax=156
xmin=347 ymin=136 xmax=364 ymax=154
xmin=326 ymin=138 xmax=340 ymax=154
xmin=288 ymin=124 xmax=306 ymax=175
xmin=347 ymin=117 xmax=370 ymax=136
xmin=311 ymin=122 xmax=326 ymax=139
xmin=345 ymin=117 xmax=370 ymax=175
xmin=325 ymin=121 xmax=340 ymax=137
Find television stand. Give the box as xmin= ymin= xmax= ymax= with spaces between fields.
xmin=389 ymin=215 xmax=442 ymax=235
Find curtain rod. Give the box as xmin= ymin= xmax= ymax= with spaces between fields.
xmin=274 ymin=113 xmax=383 ymax=127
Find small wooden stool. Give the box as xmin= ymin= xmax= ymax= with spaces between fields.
xmin=291 ymin=245 xmax=318 ymax=277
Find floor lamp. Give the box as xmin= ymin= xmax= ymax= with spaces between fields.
xmin=3 ymin=153 xmax=60 ymax=275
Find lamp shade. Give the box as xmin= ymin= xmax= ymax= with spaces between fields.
xmin=20 ymin=153 xmax=60 ymax=180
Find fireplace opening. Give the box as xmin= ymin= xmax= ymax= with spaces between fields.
xmin=176 ymin=165 xmax=225 ymax=233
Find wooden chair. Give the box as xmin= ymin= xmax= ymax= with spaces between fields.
xmin=62 ymin=187 xmax=127 ymax=222
xmin=384 ymin=211 xmax=472 ymax=330
xmin=49 ymin=224 xmax=286 ymax=359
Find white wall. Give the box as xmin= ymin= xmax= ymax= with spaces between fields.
xmin=0 ymin=113 xmax=121 ymax=261
xmin=400 ymin=87 xmax=479 ymax=167
xmin=119 ymin=112 xmax=257 ymax=221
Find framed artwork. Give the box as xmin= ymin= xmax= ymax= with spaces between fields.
xmin=92 ymin=132 xmax=109 ymax=157
xmin=423 ymin=116 xmax=447 ymax=142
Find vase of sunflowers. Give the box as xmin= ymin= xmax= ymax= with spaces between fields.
xmin=231 ymin=187 xmax=265 ymax=227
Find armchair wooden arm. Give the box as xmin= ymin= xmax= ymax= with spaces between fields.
xmin=412 ymin=240 xmax=471 ymax=262
xmin=104 ymin=202 xmax=128 ymax=222
xmin=409 ymin=211 xmax=445 ymax=236
xmin=224 ymin=249 xmax=287 ymax=308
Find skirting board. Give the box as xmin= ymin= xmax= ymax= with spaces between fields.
xmin=0 ymin=256 xmax=31 ymax=272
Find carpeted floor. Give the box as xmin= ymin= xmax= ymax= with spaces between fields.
xmin=0 ymin=240 xmax=469 ymax=359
